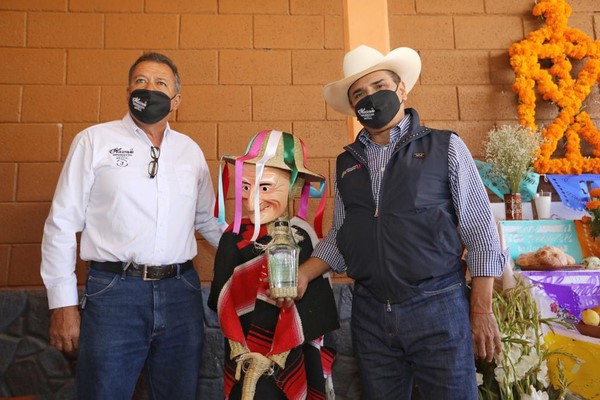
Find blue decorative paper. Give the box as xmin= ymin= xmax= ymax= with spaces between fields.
xmin=546 ymin=174 xmax=600 ymax=211
xmin=475 ymin=160 xmax=540 ymax=201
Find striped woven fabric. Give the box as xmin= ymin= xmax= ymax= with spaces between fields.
xmin=210 ymin=219 xmax=339 ymax=400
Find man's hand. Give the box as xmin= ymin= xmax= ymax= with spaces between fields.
xmin=273 ymin=267 xmax=310 ymax=308
xmin=469 ymin=276 xmax=502 ymax=362
xmin=271 ymin=257 xmax=331 ymax=308
xmin=49 ymin=305 xmax=80 ymax=354
xmin=470 ymin=311 xmax=502 ymax=362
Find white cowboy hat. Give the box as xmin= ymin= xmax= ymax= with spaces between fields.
xmin=323 ymin=45 xmax=421 ymax=116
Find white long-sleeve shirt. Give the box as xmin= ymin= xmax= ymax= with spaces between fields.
xmin=41 ymin=113 xmax=226 ymax=309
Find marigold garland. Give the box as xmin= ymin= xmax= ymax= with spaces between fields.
xmin=509 ymin=0 xmax=600 ymax=174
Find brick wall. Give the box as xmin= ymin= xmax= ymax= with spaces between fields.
xmin=1 ymin=0 xmax=600 ymax=290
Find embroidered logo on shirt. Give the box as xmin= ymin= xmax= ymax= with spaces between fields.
xmin=109 ymin=147 xmax=134 ymax=167
xmin=413 ymin=152 xmax=426 ymax=159
xmin=341 ymin=163 xmax=361 ymax=178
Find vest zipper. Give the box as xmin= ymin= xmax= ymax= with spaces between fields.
xmin=386 ymin=300 xmax=391 ymax=312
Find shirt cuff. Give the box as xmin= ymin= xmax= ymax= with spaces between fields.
xmin=46 ymin=281 xmax=79 ymax=310
xmin=467 ymin=248 xmax=508 ymax=277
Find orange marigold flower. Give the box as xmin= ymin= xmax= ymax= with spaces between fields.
xmin=585 ymin=200 xmax=600 ymax=210
xmin=509 ymin=0 xmax=600 ymax=174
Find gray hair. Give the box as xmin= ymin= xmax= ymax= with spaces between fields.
xmin=128 ymin=52 xmax=181 ymax=93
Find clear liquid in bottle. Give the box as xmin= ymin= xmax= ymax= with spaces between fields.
xmin=267 ymin=219 xmax=299 ymax=298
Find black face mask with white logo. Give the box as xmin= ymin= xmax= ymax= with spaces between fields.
xmin=128 ymin=89 xmax=174 ymax=125
xmin=354 ymin=89 xmax=401 ymax=130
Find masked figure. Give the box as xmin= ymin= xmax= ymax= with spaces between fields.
xmin=208 ymin=130 xmax=339 ymax=400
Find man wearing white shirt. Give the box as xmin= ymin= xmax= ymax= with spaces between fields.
xmin=40 ymin=52 xmax=225 ymax=399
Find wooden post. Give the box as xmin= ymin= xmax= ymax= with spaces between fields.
xmin=343 ymin=0 xmax=390 ymax=143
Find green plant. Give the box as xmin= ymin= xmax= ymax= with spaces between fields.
xmin=476 ymin=277 xmax=575 ymax=400
xmin=485 ymin=125 xmax=542 ymax=194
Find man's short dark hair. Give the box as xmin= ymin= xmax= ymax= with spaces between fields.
xmin=128 ymin=52 xmax=181 ymax=93
xmin=385 ymin=70 xmax=401 ymax=84
xmin=347 ymin=70 xmax=402 ymax=102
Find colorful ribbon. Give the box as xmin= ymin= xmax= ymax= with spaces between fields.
xmin=282 ymin=133 xmax=299 ymax=195
xmin=312 ymin=181 xmax=327 ymax=239
xmin=248 ymin=131 xmax=283 ymax=241
xmin=297 ymin=138 xmax=326 ymax=238
xmin=215 ymin=159 xmax=230 ymax=224
xmin=233 ymin=130 xmax=270 ymax=234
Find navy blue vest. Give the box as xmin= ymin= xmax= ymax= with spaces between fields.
xmin=336 ymin=109 xmax=463 ymax=303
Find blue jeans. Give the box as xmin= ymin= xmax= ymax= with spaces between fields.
xmin=76 ymin=266 xmax=205 ymax=400
xmin=351 ymin=275 xmax=477 ymax=400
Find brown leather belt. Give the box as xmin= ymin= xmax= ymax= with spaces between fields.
xmin=90 ymin=260 xmax=193 ymax=281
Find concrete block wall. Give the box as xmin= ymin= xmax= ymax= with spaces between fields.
xmin=0 ymin=0 xmax=348 ymax=289
xmin=1 ymin=0 xmax=600 ymax=397
xmin=390 ymin=0 xmax=600 ymax=159
xmin=1 ymin=0 xmax=600 ymax=291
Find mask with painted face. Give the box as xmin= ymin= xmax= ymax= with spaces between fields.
xmin=241 ymin=164 xmax=291 ymax=225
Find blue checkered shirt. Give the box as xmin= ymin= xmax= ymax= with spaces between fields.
xmin=312 ymin=113 xmax=506 ymax=278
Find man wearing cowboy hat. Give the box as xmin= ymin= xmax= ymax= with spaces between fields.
xmin=287 ymin=45 xmax=507 ymax=399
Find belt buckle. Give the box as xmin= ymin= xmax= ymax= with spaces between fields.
xmin=142 ymin=264 xmax=159 ymax=281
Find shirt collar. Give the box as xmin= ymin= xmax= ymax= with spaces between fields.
xmin=357 ymin=113 xmax=412 ymax=147
xmin=122 ymin=113 xmax=172 ymax=144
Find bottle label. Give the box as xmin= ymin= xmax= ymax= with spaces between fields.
xmin=269 ymin=251 xmax=296 ymax=288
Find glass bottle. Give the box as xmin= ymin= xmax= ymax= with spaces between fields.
xmin=267 ymin=219 xmax=299 ymax=298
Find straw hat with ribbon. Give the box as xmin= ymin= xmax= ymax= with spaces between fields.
xmin=216 ymin=130 xmax=327 ymax=241
xmin=323 ymin=45 xmax=422 ymax=116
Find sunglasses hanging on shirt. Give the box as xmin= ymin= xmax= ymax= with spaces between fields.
xmin=148 ymin=146 xmax=160 ymax=178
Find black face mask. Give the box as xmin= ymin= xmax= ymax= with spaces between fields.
xmin=128 ymin=89 xmax=174 ymax=124
xmin=354 ymin=89 xmax=401 ymax=130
